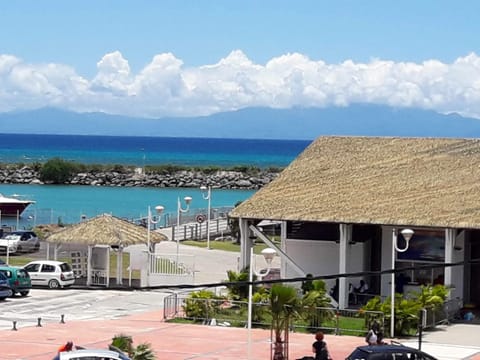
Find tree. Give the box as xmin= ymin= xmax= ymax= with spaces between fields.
xmin=302 ymin=279 xmax=335 ymax=331
xmin=111 ymin=334 xmax=155 ymax=360
xmin=269 ymin=284 xmax=302 ymax=360
xmin=224 ymin=268 xmax=251 ymax=300
xmin=227 ymin=201 xmax=243 ymax=244
xmin=40 ymin=157 xmax=78 ymax=184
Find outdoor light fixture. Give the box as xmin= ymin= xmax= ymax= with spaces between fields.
xmin=247 ymin=246 xmax=276 ymax=359
xmin=176 ymin=196 xmax=192 ymax=256
xmin=391 ymin=228 xmax=414 ymax=338
xmin=200 ymin=185 xmax=212 ymax=250
xmin=146 ymin=205 xmax=164 ymax=253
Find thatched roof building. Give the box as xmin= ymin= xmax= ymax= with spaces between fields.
xmin=230 ymin=136 xmax=480 ymax=229
xmin=46 ymin=213 xmax=167 ymax=246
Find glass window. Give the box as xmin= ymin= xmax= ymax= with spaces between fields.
xmin=25 ymin=264 xmax=40 ymax=272
xmin=0 ymin=269 xmax=12 ymax=278
xmin=60 ymin=263 xmax=73 ymax=272
xmin=41 ymin=264 xmax=56 ymax=273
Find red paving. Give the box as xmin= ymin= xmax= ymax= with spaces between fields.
xmin=0 ymin=310 xmax=366 ymax=359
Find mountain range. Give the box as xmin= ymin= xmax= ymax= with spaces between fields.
xmin=1 ymin=105 xmax=480 ymax=140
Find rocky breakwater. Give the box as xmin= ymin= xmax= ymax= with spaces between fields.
xmin=0 ymin=166 xmax=280 ymax=190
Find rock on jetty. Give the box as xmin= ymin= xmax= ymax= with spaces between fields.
xmin=0 ymin=166 xmax=279 ymax=190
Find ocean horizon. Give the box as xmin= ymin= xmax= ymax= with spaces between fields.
xmin=0 ymin=133 xmax=311 ymax=168
xmin=0 ymin=134 xmax=309 ymax=228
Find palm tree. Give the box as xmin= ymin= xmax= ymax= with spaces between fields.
xmin=302 ymin=279 xmax=334 ymax=331
xmin=111 ymin=334 xmax=156 ymax=360
xmin=269 ymin=284 xmax=302 ymax=360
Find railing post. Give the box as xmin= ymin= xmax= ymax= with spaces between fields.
xmin=37 ymin=317 xmax=42 ymax=327
xmin=60 ymin=314 xmax=65 ymax=324
xmin=12 ymin=321 xmax=17 ymax=331
xmin=418 ymin=309 xmax=424 ymax=351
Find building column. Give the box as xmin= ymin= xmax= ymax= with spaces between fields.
xmin=445 ymin=228 xmax=455 ymax=299
xmin=339 ymin=223 xmax=352 ymax=309
xmin=239 ymin=218 xmax=254 ymax=270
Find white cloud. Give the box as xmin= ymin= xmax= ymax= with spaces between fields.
xmin=1 ymin=50 xmax=480 ymax=119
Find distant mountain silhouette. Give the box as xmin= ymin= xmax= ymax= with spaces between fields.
xmin=1 ymin=105 xmax=480 ymax=140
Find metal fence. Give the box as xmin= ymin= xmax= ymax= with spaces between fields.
xmin=163 ymin=293 xmax=384 ymax=336
xmin=423 ymin=297 xmax=463 ymax=328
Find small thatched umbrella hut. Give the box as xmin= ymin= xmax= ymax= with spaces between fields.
xmin=45 ymin=213 xmax=167 ymax=287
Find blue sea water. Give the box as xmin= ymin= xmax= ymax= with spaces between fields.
xmin=0 ymin=134 xmax=311 ymax=228
xmin=0 ymin=134 xmax=310 ymax=168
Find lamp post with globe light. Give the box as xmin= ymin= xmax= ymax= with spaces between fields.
xmin=391 ymin=228 xmax=414 ymax=338
xmin=247 ymin=246 xmax=276 ymax=359
xmin=176 ymin=196 xmax=192 ymax=256
xmin=146 ymin=205 xmax=164 ymax=253
xmin=200 ymin=186 xmax=211 ymax=250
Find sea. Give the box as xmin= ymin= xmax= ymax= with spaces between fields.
xmin=0 ymin=134 xmax=311 ymax=229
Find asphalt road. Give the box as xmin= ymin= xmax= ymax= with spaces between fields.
xmin=0 ymin=288 xmax=171 ymax=331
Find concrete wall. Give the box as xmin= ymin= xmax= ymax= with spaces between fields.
xmin=283 ymin=238 xmax=365 ymax=291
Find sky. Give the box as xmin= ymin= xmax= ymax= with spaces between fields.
xmin=1 ymin=1 xmax=480 ymax=119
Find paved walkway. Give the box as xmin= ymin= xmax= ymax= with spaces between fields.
xmin=2 ymin=310 xmax=480 ymax=360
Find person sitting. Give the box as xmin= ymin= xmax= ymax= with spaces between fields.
xmin=352 ymin=280 xmax=369 ymax=305
xmin=355 ymin=279 xmax=369 ymax=293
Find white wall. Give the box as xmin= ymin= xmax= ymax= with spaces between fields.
xmin=284 ymin=238 xmax=365 ymax=290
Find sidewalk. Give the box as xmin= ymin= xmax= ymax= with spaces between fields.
xmin=0 ymin=309 xmax=365 ymax=360
xmin=2 ymin=309 xmax=480 ymax=360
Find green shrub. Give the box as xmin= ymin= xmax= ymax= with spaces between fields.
xmin=39 ymin=157 xmax=79 ymax=184
xmin=183 ymin=289 xmax=223 ymax=320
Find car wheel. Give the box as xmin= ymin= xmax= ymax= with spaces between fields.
xmin=20 ymin=291 xmax=29 ymax=297
xmin=0 ymin=297 xmax=6 ymax=301
xmin=48 ymin=279 xmax=60 ymax=289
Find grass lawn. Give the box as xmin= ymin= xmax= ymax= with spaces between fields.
xmin=182 ymin=239 xmax=274 ymax=254
xmin=3 ymin=252 xmax=141 ymax=279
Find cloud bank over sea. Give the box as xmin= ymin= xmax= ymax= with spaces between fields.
xmin=1 ymin=50 xmax=480 ymax=119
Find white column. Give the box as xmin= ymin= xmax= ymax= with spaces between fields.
xmin=86 ymin=246 xmax=92 ymax=286
xmin=239 ymin=218 xmax=252 ymax=270
xmin=339 ymin=224 xmax=351 ymax=309
xmin=445 ymin=228 xmax=454 ymax=299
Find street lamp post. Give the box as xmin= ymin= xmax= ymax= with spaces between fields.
xmin=200 ymin=186 xmax=211 ymax=250
xmin=391 ymin=228 xmax=414 ymax=338
xmin=147 ymin=205 xmax=164 ymax=253
xmin=247 ymin=246 xmax=276 ymax=359
xmin=176 ymin=196 xmax=192 ymax=256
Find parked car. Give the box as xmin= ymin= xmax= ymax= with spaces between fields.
xmin=0 ymin=271 xmax=12 ymax=300
xmin=0 ymin=265 xmax=32 ymax=296
xmin=24 ymin=260 xmax=75 ymax=289
xmin=0 ymin=230 xmax=40 ymax=254
xmin=346 ymin=344 xmax=437 ymax=360
xmin=59 ymin=348 xmax=131 ymax=360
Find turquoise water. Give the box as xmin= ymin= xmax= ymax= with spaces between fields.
xmin=0 ymin=134 xmax=307 ymax=228
xmin=0 ymin=184 xmax=255 ymax=228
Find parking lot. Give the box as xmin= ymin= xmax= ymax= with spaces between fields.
xmin=0 ymin=288 xmax=172 ymax=331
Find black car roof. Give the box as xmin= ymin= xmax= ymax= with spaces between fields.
xmin=348 ymin=344 xmax=438 ymax=359
xmin=355 ymin=344 xmax=422 ymax=353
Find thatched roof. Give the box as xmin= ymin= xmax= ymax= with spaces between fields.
xmin=230 ymin=136 xmax=480 ymax=229
xmin=45 ymin=213 xmax=167 ymax=245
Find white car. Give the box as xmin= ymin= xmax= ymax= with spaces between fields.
xmin=24 ymin=260 xmax=75 ymax=289
xmin=0 ymin=230 xmax=40 ymax=254
xmin=59 ymin=348 xmax=130 ymax=360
